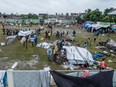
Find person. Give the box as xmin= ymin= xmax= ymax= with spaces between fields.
xmin=47 ymin=47 xmax=52 ymax=61
xmin=83 ymin=42 xmax=87 ymax=49
xmin=100 ymin=58 xmax=106 ymax=69
xmin=93 ymin=36 xmax=96 ymax=42
xmin=45 ymin=31 xmax=48 ymax=38
xmin=34 ymin=35 xmax=38 ymax=46
xmin=59 ymin=39 xmax=65 ymax=50
xmin=67 ymin=31 xmax=69 ymax=35
xmin=52 ymin=51 xmax=60 ymax=64
xmin=80 ymin=70 xmax=90 ymax=77
xmin=61 ymin=55 xmax=68 ymax=65
xmin=62 ymin=31 xmax=65 ymax=36
xmin=30 ymin=35 xmax=34 ymax=47
xmin=48 ymin=31 xmax=51 ymax=40
xmin=60 ymin=49 xmax=65 ymax=57
xmin=53 ymin=44 xmax=58 ymax=55
xmin=60 ymin=32 xmax=63 ymax=38
xmin=73 ymin=30 xmax=76 ymax=36
xmin=20 ymin=36 xmax=26 ymax=46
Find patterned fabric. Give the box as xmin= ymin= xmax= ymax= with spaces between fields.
xmin=13 ymin=70 xmax=49 ymax=87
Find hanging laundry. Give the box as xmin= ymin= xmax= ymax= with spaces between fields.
xmin=50 ymin=70 xmax=114 ymax=87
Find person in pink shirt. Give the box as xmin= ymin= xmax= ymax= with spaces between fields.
xmin=100 ymin=59 xmax=106 ymax=69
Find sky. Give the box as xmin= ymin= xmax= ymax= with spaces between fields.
xmin=0 ymin=0 xmax=116 ymax=14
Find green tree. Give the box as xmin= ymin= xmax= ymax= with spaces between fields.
xmin=83 ymin=9 xmax=102 ymax=22
xmin=76 ymin=16 xmax=82 ymax=23
xmin=28 ymin=13 xmax=38 ymax=19
xmin=104 ymin=7 xmax=115 ymax=16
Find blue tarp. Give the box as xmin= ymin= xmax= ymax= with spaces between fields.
xmin=83 ymin=21 xmax=95 ymax=29
xmin=112 ymin=28 xmax=116 ymax=30
xmin=93 ymin=53 xmax=105 ymax=60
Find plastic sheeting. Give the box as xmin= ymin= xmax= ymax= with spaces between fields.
xmin=13 ymin=71 xmax=50 ymax=87
xmin=36 ymin=42 xmax=52 ymax=49
xmin=107 ymin=40 xmax=116 ymax=47
xmin=0 ymin=71 xmax=5 ymax=87
xmin=63 ymin=46 xmax=94 ymax=64
xmin=18 ymin=30 xmax=35 ymax=36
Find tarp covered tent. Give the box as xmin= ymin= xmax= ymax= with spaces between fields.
xmin=63 ymin=46 xmax=94 ymax=65
xmin=83 ymin=21 xmax=95 ymax=29
xmin=112 ymin=25 xmax=116 ymax=30
xmin=88 ymin=23 xmax=110 ymax=30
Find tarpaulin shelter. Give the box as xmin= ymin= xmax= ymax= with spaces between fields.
xmin=18 ymin=30 xmax=35 ymax=36
xmin=63 ymin=46 xmax=94 ymax=65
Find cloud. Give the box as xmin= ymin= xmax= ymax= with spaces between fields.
xmin=0 ymin=0 xmax=116 ymax=14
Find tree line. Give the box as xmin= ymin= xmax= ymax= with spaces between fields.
xmin=76 ymin=7 xmax=116 ymax=23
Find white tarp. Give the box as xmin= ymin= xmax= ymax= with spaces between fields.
xmin=63 ymin=46 xmax=94 ymax=64
xmin=88 ymin=23 xmax=109 ymax=31
xmin=36 ymin=42 xmax=52 ymax=49
xmin=0 ymin=71 xmax=5 ymax=87
xmin=107 ymin=40 xmax=116 ymax=47
xmin=18 ymin=30 xmax=35 ymax=36
xmin=6 ymin=35 xmax=17 ymax=40
xmin=6 ymin=35 xmax=17 ymax=45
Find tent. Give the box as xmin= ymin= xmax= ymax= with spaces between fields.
xmin=63 ymin=46 xmax=94 ymax=65
xmin=112 ymin=25 xmax=116 ymax=30
xmin=83 ymin=21 xmax=95 ymax=29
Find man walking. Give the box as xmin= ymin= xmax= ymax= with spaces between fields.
xmin=47 ymin=47 xmax=52 ymax=61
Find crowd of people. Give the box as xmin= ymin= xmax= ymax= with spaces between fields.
xmin=1 ymin=23 xmax=114 ymax=70
xmin=47 ymin=39 xmax=69 ymax=65
xmin=2 ymin=28 xmax=19 ymax=36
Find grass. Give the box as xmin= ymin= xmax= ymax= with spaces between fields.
xmin=0 ymin=25 xmax=116 ymax=70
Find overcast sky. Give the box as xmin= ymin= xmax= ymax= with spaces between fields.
xmin=0 ymin=0 xmax=116 ymax=14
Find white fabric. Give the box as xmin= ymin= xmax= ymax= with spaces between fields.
xmin=6 ymin=35 xmax=17 ymax=40
xmin=63 ymin=46 xmax=94 ymax=64
xmin=18 ymin=30 xmax=35 ymax=36
xmin=0 ymin=71 xmax=5 ymax=87
xmin=36 ymin=42 xmax=52 ymax=49
xmin=107 ymin=40 xmax=116 ymax=47
xmin=18 ymin=31 xmax=31 ymax=36
xmin=20 ymin=37 xmax=26 ymax=44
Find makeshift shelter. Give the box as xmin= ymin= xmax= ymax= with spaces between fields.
xmin=83 ymin=21 xmax=95 ymax=29
xmin=112 ymin=25 xmax=116 ymax=30
xmin=6 ymin=35 xmax=17 ymax=45
xmin=63 ymin=46 xmax=94 ymax=65
xmin=108 ymin=10 xmax=116 ymax=30
xmin=87 ymin=23 xmax=111 ymax=34
xmin=18 ymin=30 xmax=34 ymax=36
xmin=107 ymin=40 xmax=116 ymax=52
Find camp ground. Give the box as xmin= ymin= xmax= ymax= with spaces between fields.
xmin=0 ymin=22 xmax=116 ymax=70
